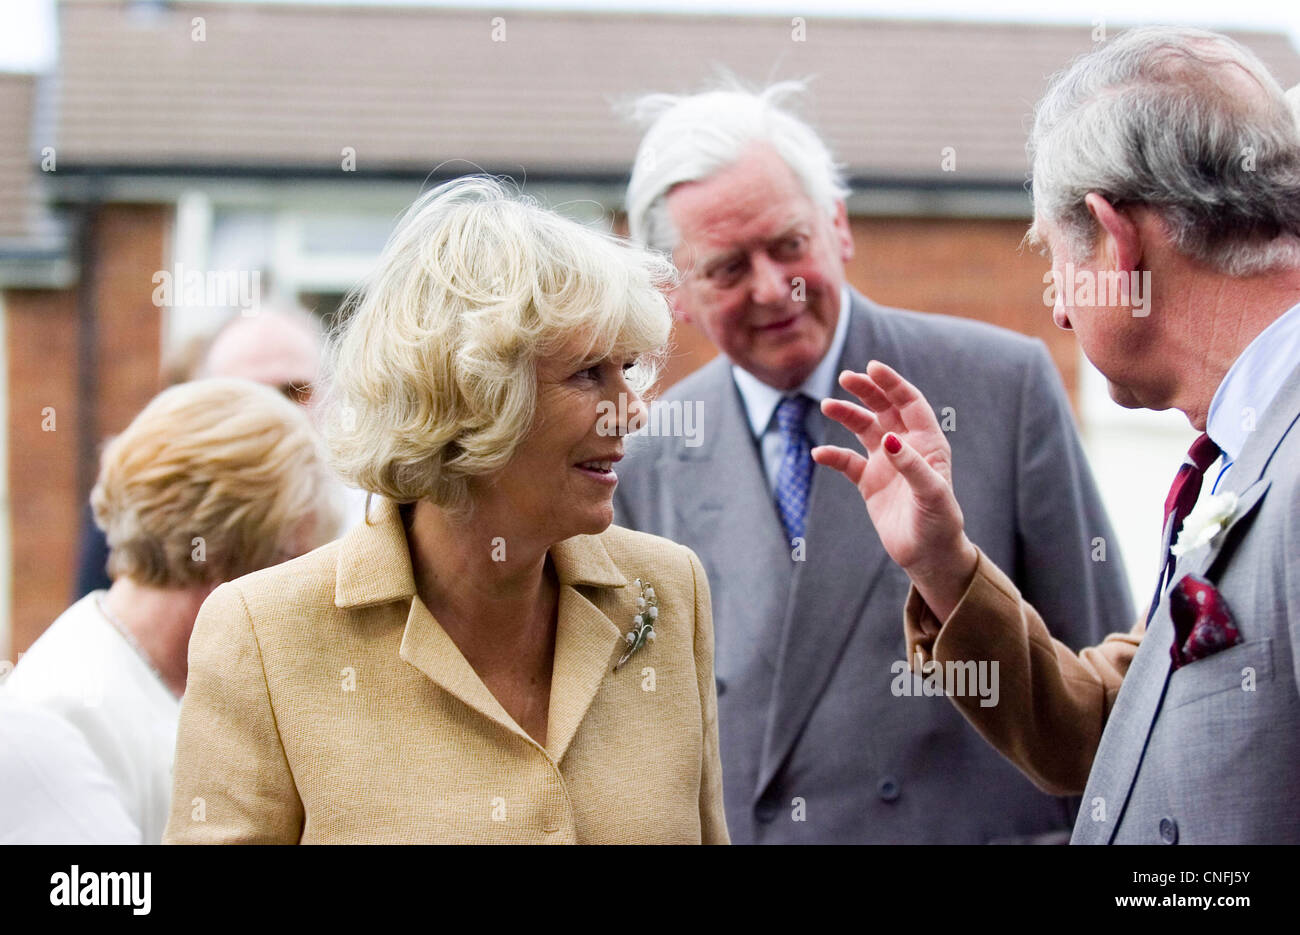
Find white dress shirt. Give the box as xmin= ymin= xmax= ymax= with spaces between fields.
xmin=731 ymin=288 xmax=853 ymax=492
xmin=4 ymin=593 xmax=181 ymax=844
xmin=1206 ymin=300 xmax=1300 ymax=491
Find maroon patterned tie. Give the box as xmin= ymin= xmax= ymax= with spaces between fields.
xmin=1162 ymin=433 xmax=1222 ymax=556
xmin=1147 ymin=433 xmax=1221 ymax=625
xmin=1158 ymin=433 xmax=1236 ymax=668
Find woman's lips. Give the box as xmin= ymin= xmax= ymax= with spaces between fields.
xmin=574 ymin=463 xmax=618 ymax=485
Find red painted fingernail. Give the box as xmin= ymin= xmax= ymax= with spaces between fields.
xmin=884 ymin=433 xmax=902 ymax=454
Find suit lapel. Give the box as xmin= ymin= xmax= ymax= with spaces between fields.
xmin=1169 ymin=478 xmax=1271 ymax=584
xmin=1078 ymin=361 xmax=1300 ymax=843
xmin=669 ymin=366 xmax=795 ymax=675
xmin=757 ymin=299 xmax=894 ymax=796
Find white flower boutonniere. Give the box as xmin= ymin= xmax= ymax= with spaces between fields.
xmin=1171 ymin=491 xmax=1238 ymax=558
xmin=615 ymin=578 xmax=657 ymax=671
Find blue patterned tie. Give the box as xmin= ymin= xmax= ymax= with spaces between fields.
xmin=774 ymin=394 xmax=813 ymax=542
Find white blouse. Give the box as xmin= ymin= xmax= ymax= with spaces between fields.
xmin=4 ymin=593 xmax=181 ymax=844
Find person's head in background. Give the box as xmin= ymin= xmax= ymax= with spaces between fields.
xmin=625 ymin=80 xmax=854 ymax=392
xmin=90 ymin=378 xmax=345 ymax=695
xmin=1026 ymin=27 xmax=1300 ymax=423
xmin=198 ymin=304 xmax=325 ymax=407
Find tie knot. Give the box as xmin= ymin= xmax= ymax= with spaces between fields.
xmin=1187 ymin=433 xmax=1221 ymax=473
xmin=775 ymin=394 xmax=812 ymax=437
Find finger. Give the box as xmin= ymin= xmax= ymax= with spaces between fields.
xmin=820 ymin=398 xmax=885 ymax=451
xmin=881 ymin=432 xmax=951 ymax=504
xmin=837 ymin=369 xmax=893 ymax=415
xmin=811 ymin=444 xmax=868 ymax=487
xmin=837 ymin=370 xmax=906 ymax=436
xmin=867 ymin=361 xmax=941 ymax=436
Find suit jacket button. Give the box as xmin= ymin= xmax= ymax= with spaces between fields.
xmin=715 ymin=678 xmax=727 ymax=697
xmin=877 ymin=777 xmax=901 ymax=803
xmin=1159 ymin=817 xmax=1178 ymax=844
xmin=755 ymin=796 xmax=779 ymax=823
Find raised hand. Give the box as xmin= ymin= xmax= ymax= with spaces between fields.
xmin=811 ymin=360 xmax=978 ymax=620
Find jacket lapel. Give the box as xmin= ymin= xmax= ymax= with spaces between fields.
xmin=335 ymin=497 xmax=629 ymax=757
xmin=545 ymin=535 xmax=627 ymax=764
xmin=1169 ymin=478 xmax=1271 ymax=584
xmin=1078 ymin=361 xmax=1300 ymax=842
xmin=398 ymin=596 xmax=529 ymax=742
xmin=1085 ymin=476 xmax=1272 ymax=842
xmin=668 ymin=366 xmax=795 ymax=676
xmin=757 ymin=299 xmax=894 ymax=796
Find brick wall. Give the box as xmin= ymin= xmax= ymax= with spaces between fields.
xmin=6 ymin=287 xmax=82 ymax=656
xmin=656 ymin=216 xmax=1078 ymax=411
xmin=6 ymin=203 xmax=169 ymax=655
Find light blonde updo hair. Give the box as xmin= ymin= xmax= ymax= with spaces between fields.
xmin=321 ymin=176 xmax=675 ymax=512
xmin=91 ymin=378 xmax=344 ymax=588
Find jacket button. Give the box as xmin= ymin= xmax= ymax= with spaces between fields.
xmin=715 ymin=678 xmax=727 ymax=697
xmin=755 ymin=795 xmax=779 ymax=823
xmin=1159 ymin=817 xmax=1178 ymax=844
xmin=878 ymin=775 xmax=899 ymax=806
xmin=877 ymin=777 xmax=901 ymax=803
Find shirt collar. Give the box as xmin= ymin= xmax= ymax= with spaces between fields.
xmin=1206 ymin=300 xmax=1300 ymax=464
xmin=731 ymin=286 xmax=852 ymax=438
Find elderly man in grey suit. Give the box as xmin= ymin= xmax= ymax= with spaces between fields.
xmin=612 ymin=83 xmax=1134 ymax=843
xmin=818 ymin=26 xmax=1300 ymax=844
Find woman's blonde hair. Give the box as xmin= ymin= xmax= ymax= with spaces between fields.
xmin=91 ymin=378 xmax=344 ymax=587
xmin=320 ymin=176 xmax=675 ymax=511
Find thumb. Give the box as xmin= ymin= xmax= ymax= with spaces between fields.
xmin=881 ymin=433 xmax=950 ymax=504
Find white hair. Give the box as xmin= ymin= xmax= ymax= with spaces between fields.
xmin=320 ymin=176 xmax=674 ymax=513
xmin=1028 ymin=26 xmax=1300 ymax=276
xmin=1287 ymin=83 xmax=1300 ymax=129
xmin=624 ymin=79 xmax=850 ymax=253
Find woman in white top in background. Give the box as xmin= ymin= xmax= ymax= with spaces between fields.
xmin=2 ymin=378 xmax=343 ymax=843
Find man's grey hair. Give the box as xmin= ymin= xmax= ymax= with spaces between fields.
xmin=624 ymin=79 xmax=850 ymax=254
xmin=1287 ymin=83 xmax=1300 ymax=128
xmin=1028 ymin=26 xmax=1300 ymax=276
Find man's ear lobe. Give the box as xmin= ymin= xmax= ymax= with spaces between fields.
xmin=1084 ymin=193 xmax=1141 ymax=270
xmin=667 ymin=287 xmax=692 ymax=324
xmin=833 ymin=201 xmax=854 ymax=261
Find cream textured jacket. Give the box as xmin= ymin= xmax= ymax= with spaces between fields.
xmin=164 ymin=499 xmax=728 ymax=844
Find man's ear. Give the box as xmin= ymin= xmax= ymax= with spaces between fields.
xmin=1084 ymin=193 xmax=1141 ymax=271
xmin=832 ymin=201 xmax=854 ymax=262
xmin=667 ymin=285 xmax=693 ymax=325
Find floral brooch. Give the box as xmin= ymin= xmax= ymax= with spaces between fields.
xmin=614 ymin=578 xmax=657 ymax=671
xmin=1171 ymin=491 xmax=1238 ymax=558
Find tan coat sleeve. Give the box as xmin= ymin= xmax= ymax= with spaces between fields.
xmin=687 ymin=548 xmax=730 ymax=844
xmin=904 ymin=548 xmax=1144 ymax=796
xmin=164 ymin=583 xmax=304 ymax=844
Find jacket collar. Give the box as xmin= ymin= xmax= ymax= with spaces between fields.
xmin=335 ymin=498 xmax=627 ymax=609
xmin=334 ymin=496 xmax=627 ymax=763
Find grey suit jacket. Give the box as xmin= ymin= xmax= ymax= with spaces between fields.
xmin=614 ymin=291 xmax=1134 ymax=843
xmin=1073 ymin=360 xmax=1300 ymax=844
